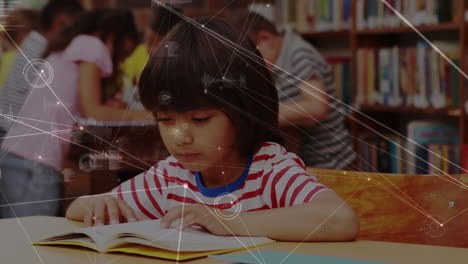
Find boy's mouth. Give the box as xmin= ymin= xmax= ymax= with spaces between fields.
xmin=174 ymin=153 xmax=200 ymax=162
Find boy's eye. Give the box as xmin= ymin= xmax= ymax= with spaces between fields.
xmin=157 ymin=117 xmax=172 ymax=122
xmin=192 ymin=117 xmax=210 ymax=122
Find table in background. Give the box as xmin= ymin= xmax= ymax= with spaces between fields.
xmin=63 ymin=122 xmax=168 ymax=207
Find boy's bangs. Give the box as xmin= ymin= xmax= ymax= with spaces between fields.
xmin=139 ymin=43 xmax=222 ymax=113
xmin=139 ymin=20 xmax=244 ymax=114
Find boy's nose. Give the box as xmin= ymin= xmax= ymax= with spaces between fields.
xmin=172 ymin=124 xmax=192 ymax=145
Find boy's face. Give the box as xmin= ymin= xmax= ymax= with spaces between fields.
xmin=156 ymin=109 xmax=241 ymax=173
xmin=254 ymin=30 xmax=281 ymax=71
xmin=144 ymin=30 xmax=164 ymax=54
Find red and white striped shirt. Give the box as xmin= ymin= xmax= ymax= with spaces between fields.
xmin=112 ymin=142 xmax=330 ymax=220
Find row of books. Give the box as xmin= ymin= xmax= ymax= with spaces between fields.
xmin=278 ymin=0 xmax=352 ymax=32
xmin=356 ymin=0 xmax=456 ymax=30
xmin=327 ymin=57 xmax=352 ymax=111
xmin=357 ymin=121 xmax=462 ymax=174
xmin=356 ymin=41 xmax=461 ymax=109
xmin=357 ymin=137 xmax=461 ymax=174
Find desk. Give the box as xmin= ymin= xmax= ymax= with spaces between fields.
xmin=309 ymin=168 xmax=468 ymax=248
xmin=1 ymin=216 xmax=467 ymax=264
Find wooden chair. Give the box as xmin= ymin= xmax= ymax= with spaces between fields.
xmin=307 ymin=168 xmax=468 ymax=248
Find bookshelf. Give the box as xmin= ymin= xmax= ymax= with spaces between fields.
xmin=355 ymin=22 xmax=460 ymax=35
xmin=359 ymin=105 xmax=462 ymax=116
xmin=276 ymin=0 xmax=468 ymax=173
xmin=77 ymin=0 xmax=468 ymax=173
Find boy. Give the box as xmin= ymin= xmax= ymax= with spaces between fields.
xmin=232 ymin=12 xmax=356 ymax=170
xmin=67 ymin=17 xmax=359 ymax=242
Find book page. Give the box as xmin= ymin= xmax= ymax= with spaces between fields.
xmin=37 ymin=233 xmax=99 ymax=251
xmin=77 ymin=219 xmax=273 ymax=252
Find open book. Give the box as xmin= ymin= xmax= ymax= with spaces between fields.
xmin=34 ymin=219 xmax=274 ymax=261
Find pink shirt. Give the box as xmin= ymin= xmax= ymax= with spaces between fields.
xmin=2 ymin=35 xmax=112 ymax=171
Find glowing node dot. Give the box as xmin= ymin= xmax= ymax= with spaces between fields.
xmin=38 ymin=156 xmax=42 ymax=160
xmin=222 ymin=76 xmax=225 ymax=80
xmin=56 ymin=101 xmax=60 ymax=105
xmin=165 ymin=44 xmax=168 ymax=48
xmin=183 ymin=183 xmax=188 ymax=188
xmin=217 ymin=147 xmax=221 ymax=150
xmin=201 ymin=24 xmax=205 ymax=28
xmin=79 ymin=126 xmax=84 ymax=131
xmin=343 ymin=171 xmax=347 ymax=175
xmin=440 ymin=224 xmax=444 ymax=227
xmin=367 ymin=178 xmax=371 ymax=181
xmin=221 ymin=171 xmax=225 ymax=175
xmin=267 ymin=4 xmax=270 ymax=7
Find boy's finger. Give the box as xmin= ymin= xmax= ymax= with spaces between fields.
xmin=117 ymin=200 xmax=138 ymax=223
xmin=93 ymin=200 xmax=106 ymax=226
xmin=105 ymin=198 xmax=120 ymax=225
xmin=179 ymin=213 xmax=197 ymax=231
xmin=161 ymin=205 xmax=186 ymax=229
xmin=135 ymin=212 xmax=145 ymax=221
xmin=83 ymin=207 xmax=93 ymax=227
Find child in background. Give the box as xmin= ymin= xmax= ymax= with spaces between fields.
xmin=0 ymin=9 xmax=40 ymax=89
xmin=66 ymin=17 xmax=359 ymax=242
xmin=232 ymin=12 xmax=356 ymax=170
xmin=119 ymin=6 xmax=183 ymax=110
xmin=0 ymin=10 xmax=152 ymax=219
xmin=122 ymin=6 xmax=183 ymax=84
xmin=0 ymin=0 xmax=84 ymax=143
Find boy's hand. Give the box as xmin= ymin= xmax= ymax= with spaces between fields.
xmin=160 ymin=204 xmax=234 ymax=236
xmin=77 ymin=195 xmax=143 ymax=226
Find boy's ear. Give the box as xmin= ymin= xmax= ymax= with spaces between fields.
xmin=256 ymin=30 xmax=273 ymax=43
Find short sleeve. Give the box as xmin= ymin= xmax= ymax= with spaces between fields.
xmin=111 ymin=162 xmax=168 ymax=220
xmin=260 ymin=148 xmax=330 ymax=208
xmin=62 ymin=35 xmax=113 ymax=77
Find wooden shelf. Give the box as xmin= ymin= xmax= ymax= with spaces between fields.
xmin=356 ymin=23 xmax=460 ymax=35
xmin=359 ymin=105 xmax=461 ymax=117
xmin=300 ymin=30 xmax=350 ymax=38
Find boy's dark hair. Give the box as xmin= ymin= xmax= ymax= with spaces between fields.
xmin=139 ymin=17 xmax=282 ymax=157
xmin=44 ymin=9 xmax=139 ymax=72
xmin=230 ymin=11 xmax=279 ymax=43
xmin=150 ymin=6 xmax=183 ymax=35
xmin=5 ymin=9 xmax=40 ymax=44
xmin=41 ymin=0 xmax=84 ymax=31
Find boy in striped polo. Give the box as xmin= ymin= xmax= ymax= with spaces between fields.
xmin=67 ymin=17 xmax=358 ymax=242
xmin=235 ymin=12 xmax=356 ymax=170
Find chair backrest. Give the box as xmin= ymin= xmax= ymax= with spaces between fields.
xmin=307 ymin=168 xmax=468 ymax=248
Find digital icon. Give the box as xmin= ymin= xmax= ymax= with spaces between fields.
xmin=23 ymin=59 xmax=54 ymax=89
xmin=213 ymin=193 xmax=242 ymax=220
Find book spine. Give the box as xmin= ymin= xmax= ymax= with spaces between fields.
xmin=415 ymin=144 xmax=429 ymax=174
xmin=450 ymin=59 xmax=460 ymax=108
xmin=462 ymin=145 xmax=468 ymax=173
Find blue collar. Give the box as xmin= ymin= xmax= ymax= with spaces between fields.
xmin=195 ymin=155 xmax=254 ymax=198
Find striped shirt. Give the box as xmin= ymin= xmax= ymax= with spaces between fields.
xmin=0 ymin=31 xmax=47 ymax=136
xmin=112 ymin=142 xmax=330 ymax=220
xmin=274 ymin=28 xmax=355 ymax=169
